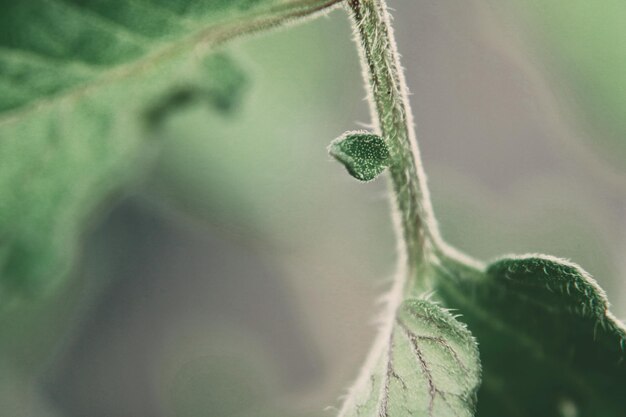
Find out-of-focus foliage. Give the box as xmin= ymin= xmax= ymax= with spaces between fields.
xmin=0 ymin=0 xmax=339 ymax=298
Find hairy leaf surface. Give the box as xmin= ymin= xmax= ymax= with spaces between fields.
xmin=433 ymin=253 xmax=626 ymax=417
xmin=340 ymin=299 xmax=480 ymax=417
xmin=0 ymin=0 xmax=340 ymax=297
xmin=329 ymin=131 xmax=389 ymax=181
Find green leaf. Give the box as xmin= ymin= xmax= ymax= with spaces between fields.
xmin=0 ymin=0 xmax=341 ymax=297
xmin=339 ymin=299 xmax=480 ymax=417
xmin=433 ymin=253 xmax=626 ymax=417
xmin=329 ymin=131 xmax=390 ymax=181
xmin=145 ymin=52 xmax=248 ymax=127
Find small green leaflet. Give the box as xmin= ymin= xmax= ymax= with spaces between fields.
xmin=433 ymin=253 xmax=626 ymax=417
xmin=339 ymin=299 xmax=480 ymax=417
xmin=329 ymin=131 xmax=390 ymax=181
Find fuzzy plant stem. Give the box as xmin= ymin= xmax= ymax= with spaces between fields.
xmin=337 ymin=2 xmax=441 ymax=414
xmin=347 ymin=0 xmax=439 ymax=287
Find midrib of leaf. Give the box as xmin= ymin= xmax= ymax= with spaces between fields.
xmin=0 ymin=0 xmax=342 ymax=126
xmin=397 ymin=324 xmax=436 ymax=415
xmin=395 ymin=320 xmax=443 ymax=416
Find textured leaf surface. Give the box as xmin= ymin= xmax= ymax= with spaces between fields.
xmin=329 ymin=131 xmax=390 ymax=181
xmin=340 ymin=299 xmax=480 ymax=417
xmin=0 ymin=0 xmax=340 ymax=297
xmin=434 ymin=253 xmax=626 ymax=417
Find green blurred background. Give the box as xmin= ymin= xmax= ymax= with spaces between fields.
xmin=2 ymin=0 xmax=626 ymax=415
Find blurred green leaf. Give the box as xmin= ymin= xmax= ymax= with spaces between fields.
xmin=145 ymin=53 xmax=248 ymax=127
xmin=0 ymin=375 xmax=61 ymax=417
xmin=339 ymin=299 xmax=480 ymax=417
xmin=0 ymin=0 xmax=341 ymax=297
xmin=434 ymin=253 xmax=626 ymax=417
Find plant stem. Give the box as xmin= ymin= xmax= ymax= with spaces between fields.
xmin=338 ymin=3 xmax=442 ymax=414
xmin=346 ymin=0 xmax=438 ymax=287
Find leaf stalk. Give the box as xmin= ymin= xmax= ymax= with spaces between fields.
xmin=346 ymin=0 xmax=438 ymax=288
xmin=336 ymin=1 xmax=444 ymax=415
